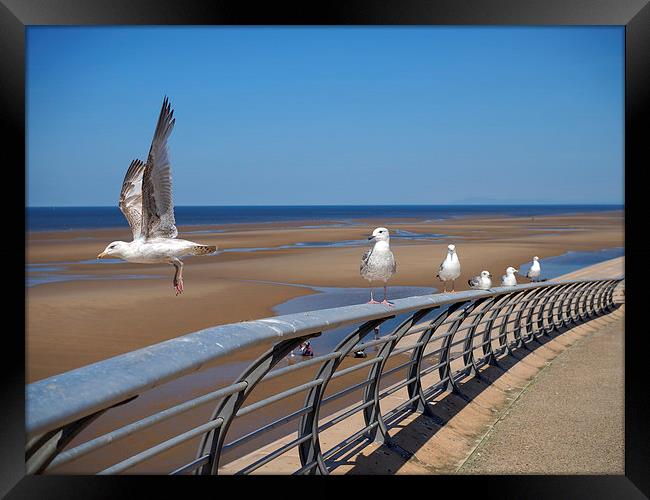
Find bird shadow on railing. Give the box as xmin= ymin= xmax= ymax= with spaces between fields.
xmin=322 ymin=309 xmax=621 ymax=474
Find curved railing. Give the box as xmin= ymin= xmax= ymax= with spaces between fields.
xmin=26 ymin=277 xmax=624 ymax=475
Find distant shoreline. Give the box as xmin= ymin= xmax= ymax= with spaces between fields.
xmin=26 ymin=204 xmax=624 ymax=232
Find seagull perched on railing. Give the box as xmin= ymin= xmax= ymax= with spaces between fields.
xmin=501 ymin=266 xmax=519 ymax=286
xmin=527 ymin=256 xmax=542 ymax=282
xmin=360 ymin=227 xmax=396 ymax=306
xmin=468 ymin=270 xmax=492 ymax=290
xmin=97 ymin=97 xmax=217 ymax=295
xmin=436 ymin=244 xmax=461 ymax=292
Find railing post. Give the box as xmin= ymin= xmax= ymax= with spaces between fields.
xmin=438 ymin=300 xmax=480 ymax=395
xmin=524 ymin=286 xmax=555 ymax=343
xmin=497 ymin=290 xmax=528 ymax=354
xmin=297 ymin=318 xmax=390 ymax=475
xmin=542 ymin=283 xmax=566 ymax=334
xmin=594 ymin=280 xmax=610 ymax=315
xmin=512 ymin=288 xmax=546 ymax=349
xmin=605 ymin=280 xmax=620 ymax=312
xmin=196 ymin=335 xmax=313 ymax=475
xmin=556 ymin=282 xmax=581 ymax=329
xmin=571 ymin=282 xmax=590 ymax=324
xmin=406 ymin=303 xmax=464 ymax=416
xmin=481 ymin=293 xmax=518 ymax=364
xmin=362 ymin=308 xmax=436 ymax=445
xmin=462 ymin=297 xmax=496 ymax=377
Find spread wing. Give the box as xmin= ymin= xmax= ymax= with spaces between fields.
xmin=360 ymin=248 xmax=373 ymax=275
xmin=141 ymin=96 xmax=178 ymax=240
xmin=118 ymin=159 xmax=146 ymax=239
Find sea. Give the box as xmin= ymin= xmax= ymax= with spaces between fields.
xmin=27 ymin=204 xmax=623 ymax=232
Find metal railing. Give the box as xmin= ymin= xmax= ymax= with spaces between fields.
xmin=26 ymin=277 xmax=624 ymax=475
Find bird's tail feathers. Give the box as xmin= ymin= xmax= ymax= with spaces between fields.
xmin=192 ymin=245 xmax=217 ymax=256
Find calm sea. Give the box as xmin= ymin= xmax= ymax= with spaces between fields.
xmin=27 ymin=205 xmax=623 ymax=232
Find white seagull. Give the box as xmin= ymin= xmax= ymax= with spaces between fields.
xmin=97 ymin=97 xmax=217 ymax=295
xmin=360 ymin=227 xmax=397 ymax=306
xmin=468 ymin=270 xmax=492 ymax=290
xmin=527 ymin=256 xmax=542 ymax=282
xmin=436 ymin=244 xmax=461 ymax=292
xmin=501 ymin=266 xmax=519 ymax=286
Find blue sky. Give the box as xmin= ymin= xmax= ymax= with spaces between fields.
xmin=27 ymin=26 xmax=624 ymax=206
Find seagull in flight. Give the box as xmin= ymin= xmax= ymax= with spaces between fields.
xmin=97 ymin=97 xmax=217 ymax=295
xmin=360 ymin=227 xmax=396 ymax=306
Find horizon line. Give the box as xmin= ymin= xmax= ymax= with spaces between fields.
xmin=26 ymin=202 xmax=625 ymax=208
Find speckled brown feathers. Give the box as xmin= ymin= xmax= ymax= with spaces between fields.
xmin=191 ymin=245 xmax=217 ymax=256
xmin=118 ymin=158 xmax=146 ymax=239
xmin=142 ymin=96 xmax=178 ymax=240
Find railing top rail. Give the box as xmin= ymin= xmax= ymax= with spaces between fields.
xmin=26 ymin=277 xmax=623 ymax=437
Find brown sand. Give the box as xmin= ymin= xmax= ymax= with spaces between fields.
xmin=27 ymin=211 xmax=623 ymax=383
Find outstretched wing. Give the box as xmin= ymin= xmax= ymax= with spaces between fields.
xmin=141 ymin=96 xmax=178 ymax=239
xmin=118 ymin=159 xmax=146 ymax=239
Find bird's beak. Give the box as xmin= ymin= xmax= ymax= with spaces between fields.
xmin=97 ymin=252 xmax=107 ymax=259
xmin=488 ymin=273 xmax=492 ymax=278
xmin=368 ymin=235 xmax=375 ymax=241
xmin=514 ymin=269 xmax=519 ymax=273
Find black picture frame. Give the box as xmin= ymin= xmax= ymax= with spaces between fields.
xmin=5 ymin=0 xmax=648 ymax=497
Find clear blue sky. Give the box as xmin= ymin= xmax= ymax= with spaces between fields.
xmin=27 ymin=26 xmax=624 ymax=206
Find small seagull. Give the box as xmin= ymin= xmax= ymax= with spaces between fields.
xmin=468 ymin=270 xmax=492 ymax=290
xmin=501 ymin=266 xmax=519 ymax=286
xmin=360 ymin=227 xmax=397 ymax=306
xmin=527 ymin=256 xmax=541 ymax=282
xmin=97 ymin=97 xmax=217 ymax=295
xmin=436 ymin=244 xmax=461 ymax=292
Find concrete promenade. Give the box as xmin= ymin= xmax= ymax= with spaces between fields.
xmin=221 ymin=257 xmax=624 ymax=474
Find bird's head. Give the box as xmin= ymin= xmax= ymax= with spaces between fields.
xmin=98 ymin=241 xmax=127 ymax=259
xmin=368 ymin=227 xmax=390 ymax=242
xmin=447 ymin=244 xmax=456 ymax=253
xmin=533 ymin=256 xmax=540 ymax=261
xmin=506 ymin=266 xmax=518 ymax=275
xmin=481 ymin=270 xmax=492 ymax=278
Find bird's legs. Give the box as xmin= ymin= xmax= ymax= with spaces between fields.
xmin=380 ymin=284 xmax=394 ymax=307
xmin=170 ymin=258 xmax=184 ymax=295
xmin=450 ymin=279 xmax=455 ymax=293
xmin=367 ymin=287 xmax=380 ymax=304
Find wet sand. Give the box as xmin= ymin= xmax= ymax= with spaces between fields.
xmin=27 ymin=211 xmax=623 ymax=383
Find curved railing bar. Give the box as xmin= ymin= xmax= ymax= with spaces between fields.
xmin=524 ymin=285 xmax=555 ymax=343
xmin=463 ymin=297 xmax=497 ymax=376
xmin=361 ymin=307 xmax=436 ymax=444
xmin=512 ymin=287 xmax=546 ymax=349
xmin=405 ymin=303 xmax=464 ymax=416
xmin=196 ymin=334 xmax=315 ymax=475
xmin=437 ymin=300 xmax=479 ymax=395
xmin=297 ymin=318 xmax=390 ymax=475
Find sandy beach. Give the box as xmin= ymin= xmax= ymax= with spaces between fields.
xmin=27 ymin=211 xmax=623 ymax=383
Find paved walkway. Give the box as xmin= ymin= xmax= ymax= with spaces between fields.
xmin=459 ymin=306 xmax=624 ymax=474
